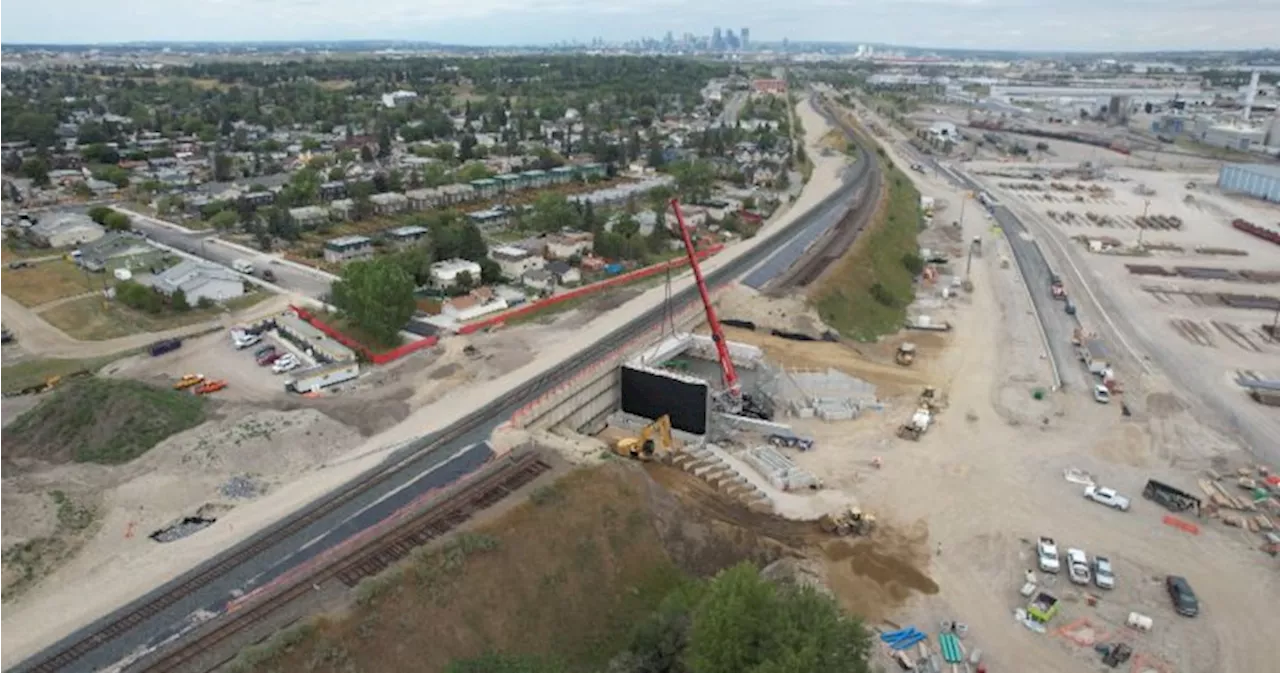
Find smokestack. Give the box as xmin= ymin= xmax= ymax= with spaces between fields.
xmin=1244 ymin=71 xmax=1260 ymax=122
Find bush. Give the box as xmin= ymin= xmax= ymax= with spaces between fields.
xmin=901 ymin=252 xmax=925 ymax=275
xmin=869 ymin=282 xmax=896 ymax=307
xmin=171 ymin=289 xmax=190 ymax=312
xmin=114 ymin=280 xmax=164 ymax=313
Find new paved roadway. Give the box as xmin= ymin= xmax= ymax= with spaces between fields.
xmin=13 ymin=97 xmax=876 ymax=673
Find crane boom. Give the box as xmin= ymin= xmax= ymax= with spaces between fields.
xmin=669 ymin=198 xmax=742 ymax=401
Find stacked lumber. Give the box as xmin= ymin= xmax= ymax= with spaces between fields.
xmin=1256 ymin=514 xmax=1275 ymax=531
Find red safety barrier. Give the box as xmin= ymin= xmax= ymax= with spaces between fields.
xmin=457 ymin=244 xmax=725 ymax=335
xmin=290 ymin=305 xmax=440 ymax=365
xmin=1162 ymin=515 xmax=1200 ymax=535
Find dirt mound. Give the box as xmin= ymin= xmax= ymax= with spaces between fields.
xmin=2 ymin=378 xmax=207 ymax=468
xmin=140 ymin=408 xmax=362 ymax=476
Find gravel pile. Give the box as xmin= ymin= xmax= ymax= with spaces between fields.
xmin=219 ymin=475 xmax=263 ymax=499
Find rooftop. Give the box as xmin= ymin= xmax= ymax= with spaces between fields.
xmin=325 ymin=235 xmax=372 ymax=249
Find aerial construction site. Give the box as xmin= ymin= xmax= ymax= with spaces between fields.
xmin=5 ymin=79 xmax=1279 ymax=673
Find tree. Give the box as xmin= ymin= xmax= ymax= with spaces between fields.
xmin=454 ymin=270 xmax=475 ymax=292
xmin=445 ymin=653 xmax=566 ymax=673
xmin=92 ymin=165 xmax=131 ymax=188
xmin=87 ymin=206 xmax=114 ymax=224
xmin=82 ymin=143 xmax=120 ymax=165
xmin=683 ymin=564 xmax=870 ymax=673
xmin=456 ymin=161 xmax=493 ymax=183
xmin=171 ymin=289 xmax=190 ymax=312
xmin=102 ymin=211 xmax=132 ymax=232
xmin=669 ymin=160 xmax=714 ymax=202
xmin=209 ymin=210 xmax=239 ymax=231
xmin=529 ymin=192 xmax=578 ymax=233
xmin=213 ymin=153 xmax=235 ymax=182
xmin=330 ymin=258 xmax=415 ymax=348
xmin=329 ymin=165 xmax=346 ymax=181
xmin=360 ymin=144 xmax=375 ymax=162
xmin=19 ymin=156 xmax=51 ymax=187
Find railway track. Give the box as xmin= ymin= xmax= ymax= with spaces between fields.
xmin=13 ymin=88 xmax=876 ymax=673
xmin=766 ymin=96 xmax=882 ymax=293
xmin=137 ymin=452 xmax=552 ymax=673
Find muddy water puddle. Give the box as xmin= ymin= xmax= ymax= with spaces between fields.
xmin=824 ymin=539 xmax=939 ymax=598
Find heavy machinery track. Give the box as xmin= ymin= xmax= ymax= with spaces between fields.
xmin=137 ymin=453 xmax=551 ymax=673
xmin=13 ymin=90 xmax=877 ymax=673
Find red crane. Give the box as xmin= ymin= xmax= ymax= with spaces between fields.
xmin=669 ymin=198 xmax=742 ymax=404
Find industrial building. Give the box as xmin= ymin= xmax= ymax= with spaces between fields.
xmin=1218 ymin=164 xmax=1280 ymax=204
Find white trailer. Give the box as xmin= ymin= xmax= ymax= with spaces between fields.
xmin=286 ymin=361 xmax=359 ymax=393
xmin=1077 ymin=338 xmax=1110 ymax=376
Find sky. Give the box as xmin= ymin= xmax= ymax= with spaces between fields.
xmin=1 ymin=0 xmax=1276 ymax=51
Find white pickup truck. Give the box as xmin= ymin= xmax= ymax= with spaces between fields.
xmin=1037 ymin=536 xmax=1061 ymax=573
xmin=1084 ymin=485 xmax=1131 ymax=511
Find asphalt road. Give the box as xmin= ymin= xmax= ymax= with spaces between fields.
xmin=950 ymin=169 xmax=1085 ymax=391
xmin=15 ymin=109 xmax=873 ymax=673
xmin=117 ymin=208 xmax=335 ymax=301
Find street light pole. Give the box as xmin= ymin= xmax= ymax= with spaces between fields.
xmin=1138 ymin=199 xmax=1150 ymax=248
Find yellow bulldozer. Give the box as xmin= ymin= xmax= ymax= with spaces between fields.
xmin=614 ymin=415 xmax=676 ymax=461
xmin=819 ymin=506 xmax=877 ymax=536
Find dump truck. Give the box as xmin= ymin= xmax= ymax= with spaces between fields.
xmin=1028 ymin=592 xmax=1060 ymax=622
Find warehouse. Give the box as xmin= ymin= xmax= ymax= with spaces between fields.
xmin=1218 ymin=164 xmax=1280 ymax=204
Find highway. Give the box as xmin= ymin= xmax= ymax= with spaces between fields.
xmin=115 ymin=207 xmax=336 ymax=301
xmin=13 ymin=95 xmax=874 ymax=673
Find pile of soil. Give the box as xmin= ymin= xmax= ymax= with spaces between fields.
xmin=2 ymin=378 xmax=207 ymax=467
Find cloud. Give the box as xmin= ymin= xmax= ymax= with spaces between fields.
xmin=0 ymin=0 xmax=1274 ymax=49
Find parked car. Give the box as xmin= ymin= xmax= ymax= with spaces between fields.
xmin=272 ymin=354 xmax=300 ymax=374
xmin=1066 ymin=548 xmax=1091 ymax=585
xmin=1093 ymin=384 xmax=1111 ymax=404
xmin=253 ymin=344 xmax=276 ymax=358
xmin=257 ymin=349 xmax=282 ymax=366
xmin=232 ymin=330 xmax=262 ymax=349
xmin=1036 ymin=536 xmax=1060 ymax=573
xmin=261 ymin=269 xmax=276 ymax=282
xmin=148 ymin=338 xmax=183 ymax=357
xmin=1166 ymin=575 xmax=1199 ymax=617
xmin=1094 ymin=556 xmax=1115 ymax=590
xmin=1084 ymin=485 xmax=1131 ymax=511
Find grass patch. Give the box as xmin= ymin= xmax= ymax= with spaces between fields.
xmin=4 ymin=377 xmax=207 ymax=465
xmin=2 ymin=243 xmax=61 ymax=262
xmin=503 ymin=274 xmax=668 ymax=327
xmin=812 ymin=161 xmax=922 ymax=340
xmin=320 ymin=312 xmax=403 ymax=352
xmin=234 ymin=466 xmax=692 ymax=673
xmin=40 ymin=290 xmax=269 ymax=341
xmin=1 ymin=259 xmax=111 ymax=307
xmin=1 ymin=354 xmax=129 ymax=394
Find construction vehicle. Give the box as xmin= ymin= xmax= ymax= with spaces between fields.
xmin=819 ymin=506 xmax=877 ymax=536
xmin=897 ymin=407 xmax=933 ymax=440
xmin=614 ymin=415 xmax=675 ymax=461
xmin=918 ymin=386 xmax=946 ymax=413
xmin=174 ymin=374 xmax=205 ymax=390
xmin=670 ymin=199 xmax=769 ymax=420
xmin=895 ymin=342 xmax=917 ymax=366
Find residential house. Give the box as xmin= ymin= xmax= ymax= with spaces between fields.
xmin=385 ymin=225 xmax=429 ymax=249
xmin=470 ymin=178 xmax=500 ymax=198
xmin=329 ymin=199 xmax=356 ymax=220
xmin=405 ymin=187 xmax=441 ymax=211
xmin=147 ymin=260 xmax=244 ymax=304
xmin=239 ymin=190 xmax=275 ymax=209
xmin=545 ymin=231 xmax=594 ymax=260
xmin=490 ymin=245 xmax=544 ymax=280
xmin=522 ymin=268 xmax=554 ymax=292
xmin=441 ymin=289 xmax=508 ymax=322
xmin=548 ymin=166 xmax=576 ymax=185
xmin=429 ymin=258 xmax=482 ymax=289
xmin=751 ymin=79 xmax=787 ymax=95
xmin=77 ymin=232 xmax=166 ymax=272
xmin=546 ymin=260 xmax=582 ymax=286
xmin=495 ymin=173 xmax=524 ymax=193
xmin=467 ymin=207 xmax=510 ymax=230
xmin=438 ymin=183 xmax=476 ymax=205
xmin=319 ymin=181 xmax=348 ymax=201
xmin=381 ymin=90 xmax=419 ymax=109
xmin=522 ymin=169 xmax=550 ymax=188
xmin=323 ymin=235 xmax=375 ymax=264
xmin=577 ymin=163 xmax=607 ymax=180
xmin=369 ymin=192 xmax=409 ymax=215
xmin=27 ymin=212 xmax=105 ymax=248
xmin=289 ymin=205 xmax=329 ymax=228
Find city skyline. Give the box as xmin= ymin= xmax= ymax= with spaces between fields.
xmin=1 ymin=0 xmax=1274 ymax=51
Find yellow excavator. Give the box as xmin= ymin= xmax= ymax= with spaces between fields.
xmin=614 ymin=415 xmax=675 ymax=461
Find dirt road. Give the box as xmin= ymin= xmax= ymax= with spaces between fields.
xmin=784 ymin=110 xmax=1278 ymax=673
xmin=0 ymin=293 xmax=292 ymax=360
